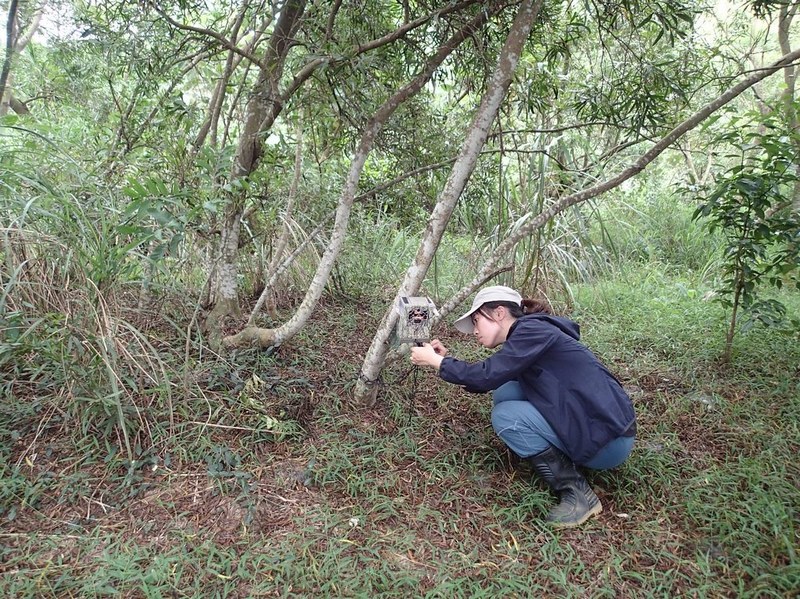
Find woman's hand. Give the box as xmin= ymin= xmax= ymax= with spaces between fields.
xmin=410 ymin=342 xmax=445 ymax=370
xmin=429 ymin=339 xmax=448 ymax=357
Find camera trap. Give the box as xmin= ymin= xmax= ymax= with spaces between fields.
xmin=396 ymin=296 xmax=436 ymax=346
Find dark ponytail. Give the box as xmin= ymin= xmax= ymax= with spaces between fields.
xmin=521 ymin=298 xmax=552 ymax=315
xmin=480 ymin=297 xmax=552 ymax=320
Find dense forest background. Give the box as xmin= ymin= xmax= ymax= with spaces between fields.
xmin=1 ymin=0 xmax=799 ymax=596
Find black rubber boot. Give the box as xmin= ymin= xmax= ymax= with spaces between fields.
xmin=527 ymin=446 xmax=602 ymax=527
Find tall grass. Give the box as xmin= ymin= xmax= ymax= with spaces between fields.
xmin=583 ymin=177 xmax=724 ymax=278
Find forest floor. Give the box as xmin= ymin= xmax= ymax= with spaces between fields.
xmin=1 ymin=284 xmax=799 ymax=597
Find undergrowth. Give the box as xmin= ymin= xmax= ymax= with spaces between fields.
xmin=1 ymin=259 xmax=798 ymax=597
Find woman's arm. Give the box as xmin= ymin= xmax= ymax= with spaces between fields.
xmin=439 ymin=321 xmax=558 ymax=391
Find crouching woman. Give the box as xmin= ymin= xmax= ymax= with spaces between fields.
xmin=410 ymin=285 xmax=636 ymax=527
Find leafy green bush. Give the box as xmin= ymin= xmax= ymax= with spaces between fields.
xmin=692 ymin=110 xmax=800 ymax=360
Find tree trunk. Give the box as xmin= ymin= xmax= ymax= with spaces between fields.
xmin=191 ymin=5 xmax=254 ymax=152
xmin=249 ymin=121 xmax=304 ymax=324
xmin=354 ymin=0 xmax=545 ymax=404
xmin=205 ymin=0 xmax=306 ymax=332
xmin=777 ymin=3 xmax=800 ymax=212
xmin=723 ymin=271 xmax=745 ymax=364
xmin=0 ymin=0 xmax=19 ymax=117
xmin=223 ymin=4 xmax=499 ymax=351
xmin=0 ymin=2 xmax=43 ymax=116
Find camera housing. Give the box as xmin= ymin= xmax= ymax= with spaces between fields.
xmin=396 ymin=296 xmax=436 ymax=346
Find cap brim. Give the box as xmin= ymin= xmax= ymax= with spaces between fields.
xmin=453 ymin=310 xmax=475 ymax=334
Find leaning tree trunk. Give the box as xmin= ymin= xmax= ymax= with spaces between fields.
xmin=205 ymin=2 xmax=480 ymax=341
xmin=435 ymin=47 xmax=800 ymax=323
xmin=354 ymin=0 xmax=544 ymax=404
xmin=222 ymin=5 xmax=499 ymax=350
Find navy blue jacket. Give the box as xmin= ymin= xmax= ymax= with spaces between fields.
xmin=438 ymin=314 xmax=636 ymax=464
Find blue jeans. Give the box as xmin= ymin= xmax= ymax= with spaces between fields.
xmin=491 ymin=381 xmax=634 ymax=469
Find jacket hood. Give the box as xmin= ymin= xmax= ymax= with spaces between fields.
xmin=521 ymin=313 xmax=581 ymax=340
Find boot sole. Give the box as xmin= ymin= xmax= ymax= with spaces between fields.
xmin=549 ymin=501 xmax=603 ymax=529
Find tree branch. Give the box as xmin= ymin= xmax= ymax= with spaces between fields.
xmin=145 ymin=1 xmax=269 ymax=69
xmin=256 ymin=0 xmax=487 ymax=148
xmin=440 ymin=46 xmax=800 ymax=320
xmin=325 ymin=0 xmax=343 ymax=41
xmin=14 ymin=2 xmax=44 ymax=52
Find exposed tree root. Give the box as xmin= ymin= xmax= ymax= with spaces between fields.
xmin=223 ymin=326 xmax=278 ymax=349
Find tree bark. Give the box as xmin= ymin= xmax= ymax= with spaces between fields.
xmin=222 ymin=3 xmax=500 ymax=351
xmin=354 ymin=0 xmax=544 ymax=404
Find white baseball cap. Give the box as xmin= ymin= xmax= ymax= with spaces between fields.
xmin=453 ymin=285 xmax=522 ymax=334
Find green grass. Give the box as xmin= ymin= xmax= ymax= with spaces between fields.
xmin=2 ymin=264 xmax=799 ymax=597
